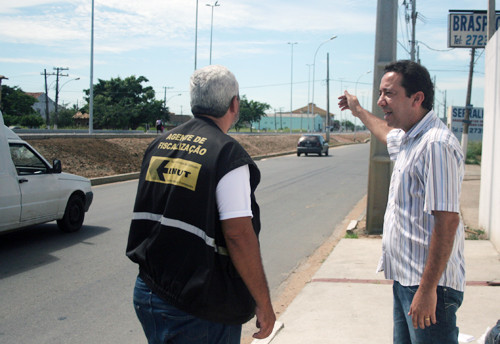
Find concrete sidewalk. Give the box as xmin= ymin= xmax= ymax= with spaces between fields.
xmin=254 ymin=165 xmax=500 ymax=343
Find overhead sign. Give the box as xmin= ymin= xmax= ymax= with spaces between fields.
xmin=447 ymin=106 xmax=483 ymax=142
xmin=448 ymin=10 xmax=500 ymax=48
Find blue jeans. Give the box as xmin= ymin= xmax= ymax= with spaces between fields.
xmin=392 ymin=281 xmax=463 ymax=344
xmin=486 ymin=319 xmax=500 ymax=344
xmin=133 ymin=276 xmax=242 ymax=344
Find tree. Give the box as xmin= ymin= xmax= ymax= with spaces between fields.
xmin=1 ymin=85 xmax=39 ymax=126
xmin=340 ymin=119 xmax=355 ymax=132
xmin=235 ymin=95 xmax=270 ymax=132
xmin=83 ymin=75 xmax=168 ymax=130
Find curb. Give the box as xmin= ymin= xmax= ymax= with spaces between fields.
xmin=89 ymin=152 xmax=297 ymax=186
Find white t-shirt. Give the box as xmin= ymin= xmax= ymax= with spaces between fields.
xmin=216 ymin=164 xmax=253 ymax=220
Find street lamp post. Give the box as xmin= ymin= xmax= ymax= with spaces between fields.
xmin=355 ymin=70 xmax=371 ymax=95
xmin=54 ymin=77 xmax=79 ymax=128
xmin=311 ymin=36 xmax=336 ymax=132
xmin=306 ymin=64 xmax=312 ymax=132
xmin=288 ymin=42 xmax=297 ymax=134
xmin=195 ymin=0 xmax=199 ymax=70
xmin=166 ymin=93 xmax=182 ymax=105
xmin=354 ymin=70 xmax=371 ymax=135
xmin=206 ymin=1 xmax=220 ymax=65
xmin=89 ymin=0 xmax=94 ymax=134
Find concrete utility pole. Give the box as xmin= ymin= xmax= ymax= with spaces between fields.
xmin=487 ymin=0 xmax=496 ymax=41
xmin=410 ymin=0 xmax=417 ymax=62
xmin=461 ymin=48 xmax=476 ymax=156
xmin=365 ymin=0 xmax=398 ymax=234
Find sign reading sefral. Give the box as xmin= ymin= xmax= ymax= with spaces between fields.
xmin=448 ymin=10 xmax=500 ymax=48
xmin=447 ymin=106 xmax=484 ymax=142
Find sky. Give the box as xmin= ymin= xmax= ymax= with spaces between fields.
xmin=0 ymin=0 xmax=496 ymax=125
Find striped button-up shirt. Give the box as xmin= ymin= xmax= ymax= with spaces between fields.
xmin=376 ymin=110 xmax=466 ymax=292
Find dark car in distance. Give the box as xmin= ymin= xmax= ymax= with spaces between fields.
xmin=297 ymin=134 xmax=329 ymax=156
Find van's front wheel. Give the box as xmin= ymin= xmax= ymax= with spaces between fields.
xmin=57 ymin=195 xmax=85 ymax=232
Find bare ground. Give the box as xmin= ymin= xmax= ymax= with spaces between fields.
xmin=26 ymin=132 xmax=370 ymax=179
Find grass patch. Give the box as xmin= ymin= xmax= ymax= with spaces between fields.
xmin=466 ymin=141 xmax=482 ymax=165
xmin=344 ymin=231 xmax=358 ymax=239
xmin=465 ymin=228 xmax=486 ymax=240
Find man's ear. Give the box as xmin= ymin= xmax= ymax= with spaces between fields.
xmin=413 ymin=91 xmax=425 ymax=107
xmin=229 ymin=95 xmax=239 ymax=113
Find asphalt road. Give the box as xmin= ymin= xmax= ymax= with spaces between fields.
xmin=0 ymin=143 xmax=369 ymax=344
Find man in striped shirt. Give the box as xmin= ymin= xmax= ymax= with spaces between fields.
xmin=338 ymin=60 xmax=465 ymax=343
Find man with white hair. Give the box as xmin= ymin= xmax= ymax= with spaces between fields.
xmin=127 ymin=65 xmax=275 ymax=343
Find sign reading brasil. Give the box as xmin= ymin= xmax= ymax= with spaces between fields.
xmin=448 ymin=10 xmax=500 ymax=48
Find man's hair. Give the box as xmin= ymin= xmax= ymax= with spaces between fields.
xmin=190 ymin=65 xmax=239 ymax=118
xmin=384 ymin=60 xmax=434 ymax=111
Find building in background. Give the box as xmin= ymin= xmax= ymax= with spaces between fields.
xmin=252 ymin=103 xmax=336 ymax=132
xmin=25 ymin=92 xmax=56 ymax=123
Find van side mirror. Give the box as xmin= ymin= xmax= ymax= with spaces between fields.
xmin=52 ymin=159 xmax=62 ymax=173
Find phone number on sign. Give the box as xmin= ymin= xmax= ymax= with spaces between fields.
xmin=452 ymin=127 xmax=483 ymax=134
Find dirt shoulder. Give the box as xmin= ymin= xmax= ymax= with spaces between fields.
xmin=26 ymin=132 xmax=370 ymax=179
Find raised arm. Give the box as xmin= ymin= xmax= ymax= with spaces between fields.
xmin=338 ymin=90 xmax=392 ymax=145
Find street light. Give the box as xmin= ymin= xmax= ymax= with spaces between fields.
xmin=166 ymin=93 xmax=182 ymax=105
xmin=195 ymin=0 xmax=199 ymax=70
xmin=89 ymin=0 xmax=95 ymax=134
xmin=288 ymin=42 xmax=298 ymax=134
xmin=306 ymin=64 xmax=312 ymax=132
xmin=59 ymin=77 xmax=80 ymax=92
xmin=311 ymin=36 xmax=337 ymax=131
xmin=54 ymin=77 xmax=80 ymax=128
xmin=355 ymin=70 xmax=371 ymax=95
xmin=206 ymin=1 xmax=220 ymax=65
xmin=353 ymin=71 xmax=371 ymax=136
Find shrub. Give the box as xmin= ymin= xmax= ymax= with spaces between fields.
xmin=466 ymin=141 xmax=482 ymax=165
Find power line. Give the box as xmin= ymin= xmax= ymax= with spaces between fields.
xmin=417 ymin=40 xmax=454 ymax=52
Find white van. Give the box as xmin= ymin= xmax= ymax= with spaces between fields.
xmin=0 ymin=111 xmax=93 ymax=233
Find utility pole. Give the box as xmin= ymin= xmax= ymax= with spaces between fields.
xmin=43 ymin=69 xmax=50 ymax=127
xmin=365 ymin=0 xmax=398 ymax=234
xmin=288 ymin=42 xmax=297 ymax=134
xmin=433 ymin=75 xmax=436 ymax=115
xmin=274 ymin=109 xmax=277 ymax=131
xmin=163 ymin=86 xmax=173 ymax=108
xmin=487 ymin=0 xmax=496 ymax=41
xmin=443 ymin=90 xmax=447 ymax=121
xmin=194 ymin=0 xmax=199 ymax=70
xmin=410 ymin=0 xmax=417 ymax=61
xmin=53 ymin=67 xmax=68 ymax=129
xmin=89 ymin=0 xmax=95 ymax=134
xmin=326 ymin=53 xmax=330 ymax=142
xmin=410 ymin=0 xmax=417 ymax=62
xmin=461 ymin=48 xmax=475 ymax=156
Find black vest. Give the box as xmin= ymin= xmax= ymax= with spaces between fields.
xmin=126 ymin=117 xmax=261 ymax=324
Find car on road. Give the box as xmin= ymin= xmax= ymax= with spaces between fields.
xmin=0 ymin=111 xmax=93 ymax=234
xmin=297 ymin=134 xmax=329 ymax=156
